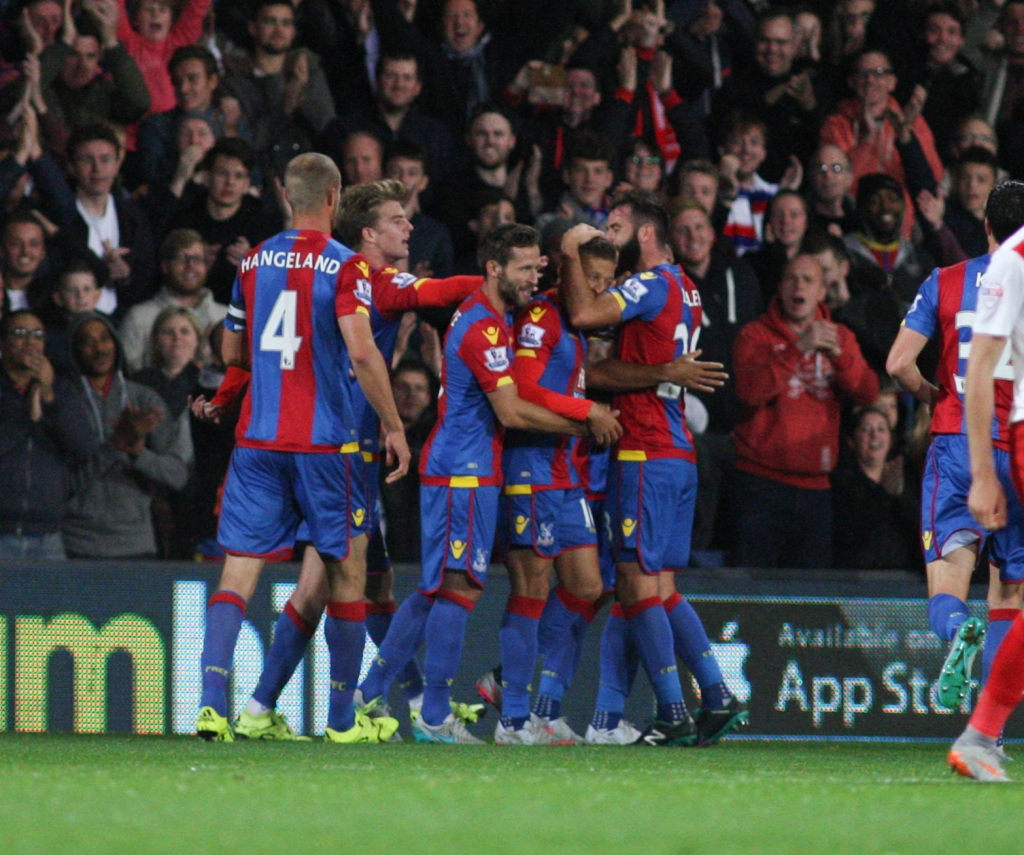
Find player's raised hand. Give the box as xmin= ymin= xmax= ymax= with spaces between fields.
xmin=561 ymin=223 xmax=604 ymax=257
xmin=586 ymin=402 xmax=623 ymax=446
xmin=969 ymin=468 xmax=1007 ymax=530
xmin=662 ymin=349 xmax=728 ymax=393
xmin=383 ymin=427 xmax=411 ymax=483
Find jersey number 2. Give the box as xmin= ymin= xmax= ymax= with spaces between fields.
xmin=261 ymin=290 xmax=303 ymax=370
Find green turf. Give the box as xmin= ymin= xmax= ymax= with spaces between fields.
xmin=1 ymin=734 xmax=1022 ymax=855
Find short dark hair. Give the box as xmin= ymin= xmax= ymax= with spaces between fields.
xmin=721 ymin=110 xmax=767 ymax=147
xmin=565 ymin=129 xmax=613 ymax=168
xmin=169 ymin=44 xmax=219 ymax=79
xmin=800 ymin=230 xmax=849 ymax=263
xmin=986 ymin=181 xmax=1024 ymax=243
xmin=58 ymin=257 xmax=98 ymax=285
xmin=478 ymin=223 xmax=539 ymax=269
xmin=203 ymin=137 xmax=256 ymax=174
xmin=766 ymin=189 xmax=809 ymax=220
xmin=610 ymin=188 xmax=670 ymax=248
xmin=579 ymin=236 xmax=617 ymax=264
xmin=469 ymin=102 xmax=516 ymax=135
xmin=956 ymin=145 xmax=999 ymax=175
xmin=336 ymin=179 xmax=408 ymax=249
xmin=925 ymin=0 xmax=966 ymax=29
xmin=252 ymin=0 xmax=293 ymax=21
xmin=384 ymin=138 xmax=429 ymax=173
xmin=68 ymin=123 xmax=122 ymax=158
xmin=2 ymin=211 xmax=44 ymax=239
xmin=0 ymin=310 xmax=38 ymax=338
xmin=757 ymin=9 xmax=794 ymax=34
xmin=376 ymin=50 xmax=420 ymax=81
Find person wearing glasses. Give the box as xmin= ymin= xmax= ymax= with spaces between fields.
xmin=0 ymin=310 xmax=95 ymax=560
xmin=118 ymin=228 xmax=226 ymax=373
xmin=820 ymin=48 xmax=944 ymax=240
xmin=805 ymin=143 xmax=857 ymax=236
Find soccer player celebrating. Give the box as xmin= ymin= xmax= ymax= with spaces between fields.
xmin=195 ymin=155 xmax=411 ymax=744
xmin=230 ymin=179 xmax=487 ymax=738
xmin=369 ymin=223 xmax=619 ymax=744
xmin=948 ymin=184 xmax=1024 ymax=782
xmin=559 ymin=190 xmax=716 ymax=746
xmin=887 ymin=181 xmax=1024 ymax=710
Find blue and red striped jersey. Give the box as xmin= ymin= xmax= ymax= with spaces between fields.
xmin=338 ymin=254 xmax=482 ymax=455
xmin=903 ymin=254 xmax=1013 ymax=450
xmin=421 ymin=288 xmax=514 ymax=486
xmin=503 ymin=291 xmax=589 ymax=490
xmin=225 ymin=229 xmax=361 ymax=453
xmin=608 ymin=263 xmax=702 ymax=462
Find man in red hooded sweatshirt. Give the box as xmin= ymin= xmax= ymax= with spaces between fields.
xmin=730 ymin=253 xmax=879 ymax=568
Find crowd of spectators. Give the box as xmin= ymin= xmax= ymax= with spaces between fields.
xmin=1 ymin=0 xmax=1016 ymax=570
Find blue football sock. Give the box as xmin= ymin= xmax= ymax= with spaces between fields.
xmin=421 ymin=593 xmax=473 ymax=726
xmin=664 ymin=592 xmax=731 ymax=708
xmin=983 ymin=609 xmax=1020 ymax=687
xmin=325 ymin=602 xmax=367 ymax=732
xmin=366 ymin=601 xmax=425 ymax=701
xmin=200 ymin=591 xmax=246 ymax=716
xmin=532 ymin=694 xmax=561 ymax=719
xmin=927 ymin=593 xmax=969 ymax=642
xmin=359 ymin=591 xmax=432 ymax=701
xmin=536 ymin=586 xmax=595 ymax=703
xmin=252 ymin=601 xmax=314 ymax=710
xmin=499 ymin=595 xmax=545 ymax=721
xmin=628 ymin=597 xmax=687 ymax=723
xmin=591 ymin=604 xmax=630 ymax=731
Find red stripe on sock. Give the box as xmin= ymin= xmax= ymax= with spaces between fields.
xmin=284 ymin=601 xmax=314 ymax=636
xmin=436 ymin=589 xmax=475 ymax=612
xmin=583 ymin=603 xmax=599 ymax=623
xmin=208 ymin=590 xmax=246 ymax=614
xmin=989 ymin=608 xmax=1020 ymax=623
xmin=663 ymin=591 xmax=683 ymax=613
xmin=971 ymin=615 xmax=1024 ymax=737
xmin=622 ymin=596 xmax=662 ymax=621
xmin=326 ymin=600 xmax=366 ymax=621
xmin=366 ymin=600 xmax=397 ymax=616
xmin=610 ymin=603 xmax=626 ymax=619
xmin=554 ymin=584 xmax=595 ymax=616
xmin=507 ymin=595 xmax=546 ymax=620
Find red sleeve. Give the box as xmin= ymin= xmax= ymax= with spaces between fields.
xmin=615 ymin=87 xmax=635 ymax=104
xmin=336 ymin=257 xmax=372 ymax=319
xmin=168 ymin=0 xmax=212 ymax=49
xmin=661 ymin=89 xmax=683 ymax=111
xmin=733 ymin=321 xmax=801 ymax=407
xmin=458 ymin=321 xmax=514 ymax=393
xmin=210 ymin=366 xmax=250 ymax=408
xmin=832 ymin=326 xmax=881 ymax=404
xmin=374 ymin=270 xmax=482 ymax=315
xmin=511 ymin=302 xmax=592 ymax=420
xmin=514 ymin=357 xmax=592 ymax=420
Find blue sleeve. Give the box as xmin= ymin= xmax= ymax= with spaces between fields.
xmin=609 ymin=273 xmax=669 ymax=322
xmin=903 ymin=268 xmax=939 ymax=339
xmin=225 ymin=273 xmax=246 ymax=332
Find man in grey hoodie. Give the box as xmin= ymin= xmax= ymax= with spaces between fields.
xmin=62 ymin=313 xmax=192 ymax=558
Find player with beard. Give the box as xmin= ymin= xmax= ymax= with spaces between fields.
xmin=559 ymin=190 xmax=743 ymax=746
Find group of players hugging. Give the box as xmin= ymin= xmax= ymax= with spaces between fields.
xmin=188 ymin=151 xmax=1024 ymax=777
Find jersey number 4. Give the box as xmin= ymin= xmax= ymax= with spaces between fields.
xmin=261 ymin=290 xmax=303 ymax=370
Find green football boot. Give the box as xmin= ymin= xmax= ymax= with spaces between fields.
xmin=324 ymin=711 xmax=400 ymax=744
xmin=938 ymin=617 xmax=986 ymax=709
xmin=235 ymin=709 xmax=310 ymax=741
xmin=196 ymin=706 xmax=234 ymax=742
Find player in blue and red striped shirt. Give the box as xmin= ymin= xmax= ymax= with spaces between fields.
xmin=560 ymin=190 xmax=744 ymax=746
xmin=196 ymin=155 xmax=410 ymax=745
xmin=887 ymin=181 xmax=1024 ymax=710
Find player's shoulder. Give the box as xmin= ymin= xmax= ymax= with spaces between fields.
xmin=614 ymin=269 xmax=663 ymax=304
xmin=371 ymin=264 xmax=420 ymax=291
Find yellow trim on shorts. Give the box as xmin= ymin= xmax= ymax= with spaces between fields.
xmin=340 ymin=442 xmax=361 ymax=454
xmin=450 ymin=476 xmax=480 ymax=488
xmin=504 ymin=484 xmax=532 ymax=495
xmin=617 ymin=449 xmax=647 ymax=461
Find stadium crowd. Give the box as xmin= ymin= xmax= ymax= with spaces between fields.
xmin=4 ymin=0 xmax=1024 ymax=573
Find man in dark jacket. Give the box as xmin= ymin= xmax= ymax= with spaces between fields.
xmin=0 ymin=310 xmax=95 ymax=559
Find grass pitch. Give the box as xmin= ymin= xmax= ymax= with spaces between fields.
xmin=1 ymin=734 xmax=1022 ymax=855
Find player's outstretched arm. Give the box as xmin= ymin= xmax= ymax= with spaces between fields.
xmin=339 ymin=312 xmax=411 ymax=482
xmin=965 ymin=332 xmax=1007 ymax=530
xmin=588 ymin=349 xmax=727 ymax=394
xmin=487 ymin=382 xmax=604 ymax=440
xmin=886 ymin=326 xmax=937 ymax=405
xmin=560 ymin=224 xmax=624 ymax=330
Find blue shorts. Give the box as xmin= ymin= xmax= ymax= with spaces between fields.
xmin=921 ymin=434 xmax=1024 ymax=582
xmin=499 ymin=486 xmax=597 ymax=559
xmin=590 ymin=497 xmax=616 ymax=591
xmin=607 ymin=456 xmax=697 ymax=575
xmin=219 ymin=446 xmax=366 ymax=562
xmin=362 ymin=455 xmax=391 ymax=576
xmin=419 ymin=483 xmax=500 ymax=593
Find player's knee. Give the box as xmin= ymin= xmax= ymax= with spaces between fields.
xmin=365 ymin=572 xmax=394 ymax=603
xmin=564 ymin=574 xmax=603 ymax=602
xmin=989 ymin=581 xmax=1023 ymax=610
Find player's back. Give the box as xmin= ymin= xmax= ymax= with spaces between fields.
xmin=421 ymin=289 xmax=513 ymax=485
xmin=608 ymin=263 xmax=702 ymax=461
xmin=230 ymin=228 xmax=358 ymax=453
xmin=905 ymin=254 xmax=1013 ymax=449
xmin=504 ymin=291 xmax=587 ymax=489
